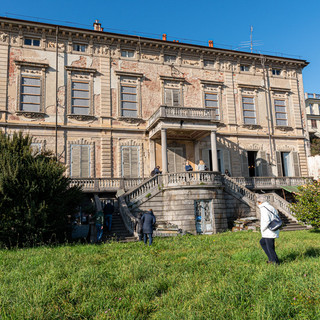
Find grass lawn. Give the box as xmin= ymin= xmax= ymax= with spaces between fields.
xmin=0 ymin=230 xmax=319 ymax=319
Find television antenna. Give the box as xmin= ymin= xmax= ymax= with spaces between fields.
xmin=236 ymin=26 xmax=263 ymax=52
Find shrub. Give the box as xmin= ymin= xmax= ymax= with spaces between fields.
xmin=290 ymin=180 xmax=320 ymax=228
xmin=0 ymin=131 xmax=83 ymax=247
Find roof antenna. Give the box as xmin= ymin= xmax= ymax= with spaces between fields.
xmin=250 ymin=26 xmax=253 ymax=53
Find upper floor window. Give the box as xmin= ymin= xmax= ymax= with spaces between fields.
xmin=121 ymin=50 xmax=134 ymax=58
xmin=20 ymin=76 xmax=41 ymax=112
xmin=204 ymin=92 xmax=220 ymax=120
xmin=73 ymin=43 xmax=87 ymax=52
xmin=240 ymin=65 xmax=250 ymax=72
xmin=272 ymin=69 xmax=281 ymax=76
xmin=311 ymin=119 xmax=317 ymax=129
xmin=242 ymin=96 xmax=256 ymax=125
xmin=164 ymin=54 xmax=176 ymax=63
xmin=24 ymin=38 xmax=40 ymax=46
xmin=164 ymin=88 xmax=181 ymax=107
xmin=274 ymin=99 xmax=288 ymax=126
xmin=121 ymin=85 xmax=137 ymax=117
xmin=71 ymin=81 xmax=90 ymax=115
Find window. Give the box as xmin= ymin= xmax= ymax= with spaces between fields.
xmin=240 ymin=65 xmax=250 ymax=72
xmin=121 ymin=50 xmax=134 ymax=58
xmin=24 ymin=38 xmax=40 ymax=46
xmin=70 ymin=145 xmax=90 ymax=177
xmin=121 ymin=146 xmax=140 ymax=178
xmin=311 ymin=119 xmax=317 ymax=129
xmin=20 ymin=76 xmax=41 ymax=112
xmin=164 ymin=88 xmax=181 ymax=106
xmin=71 ymin=81 xmax=90 ymax=115
xmin=204 ymin=92 xmax=220 ymax=120
xmin=121 ymin=85 xmax=137 ymax=117
xmin=164 ymin=54 xmax=176 ymax=63
xmin=272 ymin=69 xmax=281 ymax=76
xmin=204 ymin=60 xmax=215 ymax=67
xmin=242 ymin=96 xmax=256 ymax=124
xmin=274 ymin=99 xmax=288 ymax=126
xmin=73 ymin=44 xmax=87 ymax=52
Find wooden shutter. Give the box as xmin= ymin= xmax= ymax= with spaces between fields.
xmin=241 ymin=151 xmax=249 ymax=177
xmin=168 ymin=147 xmax=184 ymax=173
xmin=164 ymin=88 xmax=172 ymax=106
xmin=71 ymin=145 xmax=81 ymax=177
xmin=81 ymin=145 xmax=90 ymax=177
xmin=172 ymin=89 xmax=180 ymax=106
xmin=121 ymin=146 xmax=140 ymax=178
xmin=291 ymin=152 xmax=300 ymax=177
xmin=276 ymin=152 xmax=283 ymax=177
xmin=256 ymin=151 xmax=268 ymax=177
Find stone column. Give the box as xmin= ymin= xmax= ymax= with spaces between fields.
xmin=210 ymin=130 xmax=219 ymax=172
xmin=161 ymin=129 xmax=168 ymax=173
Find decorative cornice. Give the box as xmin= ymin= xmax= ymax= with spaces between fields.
xmin=115 ymin=71 xmax=144 ymax=78
xmin=200 ymin=80 xmax=224 ymax=86
xmin=14 ymin=60 xmax=49 ymax=69
xmin=159 ymin=75 xmax=185 ymax=82
xmin=270 ymin=87 xmax=291 ymax=92
xmin=238 ymin=84 xmax=262 ymax=90
xmin=275 ymin=125 xmax=293 ymax=131
xmin=65 ymin=66 xmax=97 ymax=73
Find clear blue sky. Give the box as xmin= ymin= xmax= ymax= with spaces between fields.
xmin=1 ymin=0 xmax=319 ymax=93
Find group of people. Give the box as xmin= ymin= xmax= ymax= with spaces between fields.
xmin=151 ymin=161 xmax=231 ymax=176
xmin=135 ymin=209 xmax=156 ymax=246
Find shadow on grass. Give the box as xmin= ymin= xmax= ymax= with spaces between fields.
xmin=280 ymin=247 xmax=320 ymax=263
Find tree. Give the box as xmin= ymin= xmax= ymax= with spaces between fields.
xmin=0 ymin=131 xmax=83 ymax=247
xmin=290 ymin=181 xmax=320 ymax=228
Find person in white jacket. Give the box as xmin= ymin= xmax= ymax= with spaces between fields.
xmin=257 ymin=195 xmax=280 ymax=265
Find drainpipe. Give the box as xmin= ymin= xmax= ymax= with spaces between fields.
xmin=261 ymin=55 xmax=274 ymax=167
xmin=55 ymin=26 xmax=59 ymax=158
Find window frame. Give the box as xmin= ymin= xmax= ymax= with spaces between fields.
xmin=24 ymin=38 xmax=40 ymax=47
xmin=120 ymin=145 xmax=140 ymax=178
xmin=164 ymin=54 xmax=177 ymax=64
xmin=121 ymin=49 xmax=135 ymax=58
xmin=15 ymin=60 xmax=48 ymax=117
xmin=272 ymin=68 xmax=281 ymax=76
xmin=160 ymin=76 xmax=185 ymax=108
xmin=240 ymin=65 xmax=250 ymax=72
xmin=116 ymin=71 xmax=143 ymax=119
xmin=73 ymin=43 xmax=87 ymax=53
xmin=311 ymin=119 xmax=317 ymax=129
xmin=274 ymin=98 xmax=288 ymax=126
xmin=120 ymin=84 xmax=138 ymax=117
xmin=65 ymin=66 xmax=96 ymax=120
xmin=242 ymin=95 xmax=257 ymax=125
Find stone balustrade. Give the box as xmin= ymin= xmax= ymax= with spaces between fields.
xmin=147 ymin=106 xmax=216 ymax=128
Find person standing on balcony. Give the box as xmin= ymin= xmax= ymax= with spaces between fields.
xmin=151 ymin=165 xmax=162 ymax=176
xmin=141 ymin=209 xmax=156 ymax=246
xmin=257 ymin=195 xmax=280 ymax=265
xmin=224 ymin=169 xmax=231 ymax=177
xmin=185 ymin=160 xmax=193 ymax=172
xmin=197 ymin=160 xmax=207 ymax=171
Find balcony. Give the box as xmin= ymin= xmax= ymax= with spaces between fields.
xmin=305 ymin=93 xmax=320 ymax=100
xmin=147 ymin=106 xmax=218 ymax=129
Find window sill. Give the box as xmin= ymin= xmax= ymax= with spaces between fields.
xmin=16 ymin=111 xmax=46 ymax=119
xmin=67 ymin=114 xmax=96 ymax=121
xmin=275 ymin=125 xmax=293 ymax=132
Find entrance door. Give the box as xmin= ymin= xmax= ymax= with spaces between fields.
xmin=281 ymin=152 xmax=291 ymax=177
xmin=194 ymin=200 xmax=213 ymax=234
xmin=168 ymin=147 xmax=184 ymax=173
xmin=247 ymin=151 xmax=258 ymax=177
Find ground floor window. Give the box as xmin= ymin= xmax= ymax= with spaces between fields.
xmin=70 ymin=145 xmax=91 ymax=177
xmin=194 ymin=200 xmax=213 ymax=234
xmin=121 ymin=146 xmax=140 ymax=178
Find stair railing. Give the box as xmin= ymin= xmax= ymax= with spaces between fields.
xmin=118 ymin=196 xmax=137 ymax=236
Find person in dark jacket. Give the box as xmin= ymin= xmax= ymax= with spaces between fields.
xmin=185 ymin=160 xmax=193 ymax=172
xmin=103 ymin=200 xmax=114 ymax=232
xmin=135 ymin=212 xmax=143 ymax=241
xmin=141 ymin=209 xmax=156 ymax=245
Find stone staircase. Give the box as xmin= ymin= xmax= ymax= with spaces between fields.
xmin=278 ymin=212 xmax=310 ymax=232
xmin=103 ymin=211 xmax=137 ymax=242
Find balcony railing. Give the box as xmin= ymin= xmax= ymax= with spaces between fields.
xmin=305 ymin=93 xmax=320 ymax=99
xmin=147 ymin=106 xmax=217 ymax=128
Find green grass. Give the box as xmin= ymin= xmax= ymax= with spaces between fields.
xmin=0 ymin=230 xmax=320 ymax=319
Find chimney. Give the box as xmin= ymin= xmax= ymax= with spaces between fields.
xmin=162 ymin=34 xmax=167 ymax=41
xmin=93 ymin=20 xmax=102 ymax=31
xmin=208 ymin=40 xmax=213 ymax=48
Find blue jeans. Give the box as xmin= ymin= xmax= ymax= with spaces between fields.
xmin=105 ymin=214 xmax=112 ymax=232
xmin=96 ymin=223 xmax=103 ymax=242
xmin=144 ymin=233 xmax=153 ymax=246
